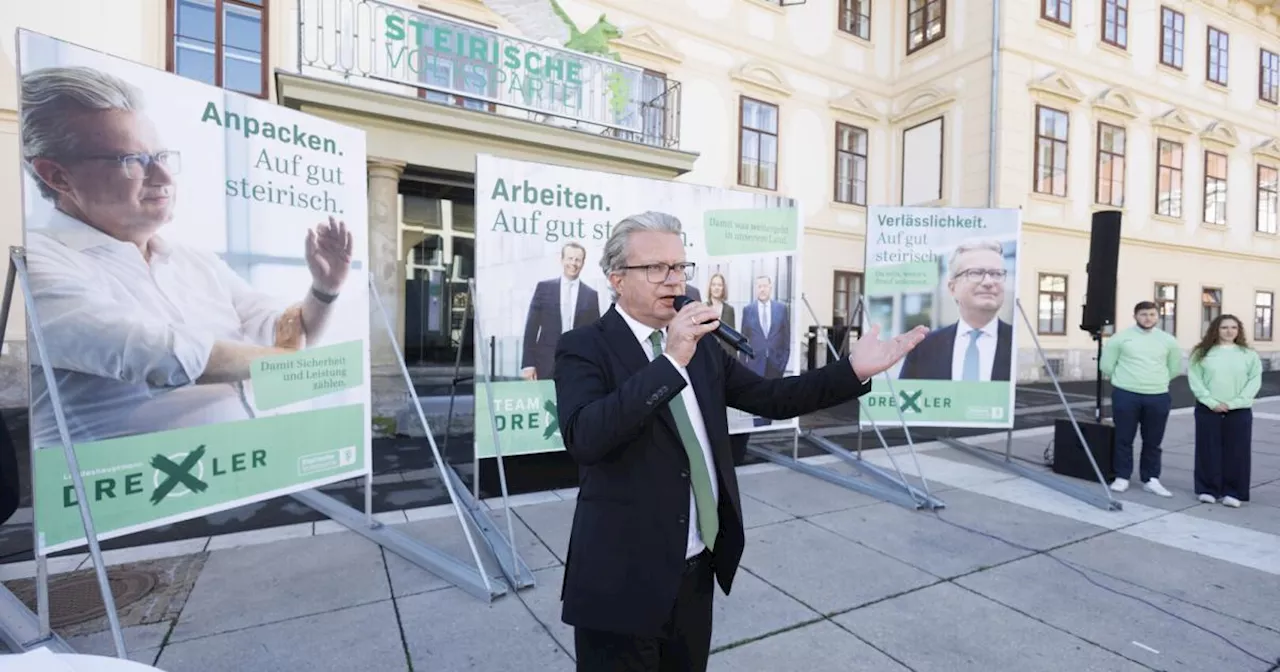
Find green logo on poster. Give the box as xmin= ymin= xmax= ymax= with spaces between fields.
xmin=542 ymin=399 xmax=562 ymax=440
xmin=150 ymin=446 xmax=209 ymax=505
xmin=899 ymin=389 xmax=924 ymax=413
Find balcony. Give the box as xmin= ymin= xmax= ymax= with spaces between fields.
xmin=294 ymin=0 xmax=682 ymax=150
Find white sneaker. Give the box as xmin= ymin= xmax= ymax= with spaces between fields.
xmin=1198 ymin=493 xmax=1216 ymax=504
xmin=1143 ymin=478 xmax=1173 ymax=497
xmin=1222 ymin=496 xmax=1242 ymax=508
xmin=1110 ymin=478 xmax=1130 ymax=492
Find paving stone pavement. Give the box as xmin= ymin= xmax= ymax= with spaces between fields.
xmin=8 ymin=410 xmax=1280 ymax=671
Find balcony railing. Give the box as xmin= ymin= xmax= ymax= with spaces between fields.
xmin=295 ymin=0 xmax=681 ymax=149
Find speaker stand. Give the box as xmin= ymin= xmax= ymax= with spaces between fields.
xmin=1092 ymin=331 xmax=1104 ymax=422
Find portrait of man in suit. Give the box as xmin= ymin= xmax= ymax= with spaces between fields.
xmin=740 ymin=276 xmax=790 ymax=378
xmin=898 ymin=239 xmax=1014 ymax=382
xmin=519 ymin=241 xmax=601 ymax=380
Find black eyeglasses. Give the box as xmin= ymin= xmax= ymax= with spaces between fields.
xmin=63 ymin=151 xmax=181 ymax=180
xmin=953 ymin=268 xmax=1007 ymax=282
xmin=620 ymin=262 xmax=697 ymax=284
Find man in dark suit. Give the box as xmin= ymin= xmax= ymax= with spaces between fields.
xmin=740 ymin=276 xmax=790 ymax=378
xmin=684 ymin=285 xmax=701 ymax=302
xmin=898 ymin=239 xmax=1014 ymax=381
xmin=520 ymin=242 xmax=601 ymax=380
xmin=553 ymin=211 xmax=928 ymax=672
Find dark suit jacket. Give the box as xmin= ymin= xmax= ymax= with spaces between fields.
xmin=897 ymin=319 xmax=1013 ymax=381
xmin=553 ymin=306 xmax=871 ymax=637
xmin=685 ymin=285 xmax=702 ymax=302
xmin=740 ymin=300 xmax=790 ymax=378
xmin=521 ymin=278 xmax=600 ymax=378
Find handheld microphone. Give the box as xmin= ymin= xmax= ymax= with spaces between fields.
xmin=673 ymin=295 xmax=755 ymax=359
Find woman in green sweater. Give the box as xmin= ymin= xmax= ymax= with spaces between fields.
xmin=1188 ymin=314 xmax=1261 ymax=507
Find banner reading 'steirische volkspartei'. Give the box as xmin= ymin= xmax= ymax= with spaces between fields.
xmin=16 ymin=30 xmax=372 ymax=554
xmin=861 ymin=207 xmax=1022 ymax=429
xmin=474 ymin=155 xmax=803 ymax=458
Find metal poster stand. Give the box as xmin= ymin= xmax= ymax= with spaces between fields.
xmin=290 ymin=274 xmax=534 ymax=600
xmin=0 ymin=247 xmax=125 ymax=657
xmin=743 ymin=293 xmax=945 ymax=511
xmin=936 ymin=298 xmax=1121 ymax=512
xmin=0 ymin=249 xmax=533 ymax=659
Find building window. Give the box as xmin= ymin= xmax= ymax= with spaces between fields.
xmin=739 ymin=97 xmax=779 ymax=191
xmin=1095 ymin=122 xmax=1126 ymax=206
xmin=835 ymin=124 xmax=868 ymax=206
xmin=1042 ymin=0 xmax=1071 ymax=26
xmin=1256 ymin=291 xmax=1274 ymax=341
xmin=1259 ymin=165 xmax=1279 ymax=234
xmin=839 ymin=0 xmax=870 ymax=40
xmin=907 ymin=0 xmax=945 ymax=54
xmin=833 ymin=271 xmax=864 ymax=326
xmin=1155 ymin=139 xmax=1184 ymax=218
xmin=1207 ymin=27 xmax=1229 ymax=86
xmin=168 ymin=0 xmax=268 ymax=98
xmin=1261 ymin=50 xmax=1280 ymax=104
xmin=1037 ymin=274 xmax=1068 ymax=335
xmin=1160 ymin=7 xmax=1184 ymax=69
xmin=1155 ymin=283 xmax=1178 ymax=335
xmin=1034 ymin=105 xmax=1069 ymax=197
xmin=901 ymin=117 xmax=944 ymax=205
xmin=1204 ymin=151 xmax=1228 ymax=226
xmin=1202 ymin=288 xmax=1222 ymax=334
xmin=1102 ymin=0 xmax=1128 ymax=49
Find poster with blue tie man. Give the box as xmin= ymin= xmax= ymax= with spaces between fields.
xmin=474 ymin=155 xmax=804 ymax=458
xmin=861 ymin=206 xmax=1023 ymax=429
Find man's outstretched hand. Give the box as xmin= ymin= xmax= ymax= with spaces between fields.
xmin=849 ymin=324 xmax=929 ymax=381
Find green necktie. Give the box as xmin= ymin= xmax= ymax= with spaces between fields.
xmin=648 ymin=331 xmax=719 ymax=551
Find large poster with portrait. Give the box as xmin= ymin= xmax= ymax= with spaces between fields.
xmin=473 ymin=155 xmax=803 ymax=457
xmin=15 ymin=30 xmax=372 ymax=554
xmin=861 ymin=207 xmax=1021 ymax=429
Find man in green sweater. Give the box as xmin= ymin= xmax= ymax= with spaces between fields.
xmin=1099 ymin=301 xmax=1184 ymax=497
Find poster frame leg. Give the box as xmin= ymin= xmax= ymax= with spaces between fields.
xmin=288 ymin=276 xmax=527 ymax=603
xmin=742 ymin=294 xmax=945 ymax=511
xmin=937 ymin=299 xmax=1122 ymax=512
xmin=465 ymin=278 xmax=534 ymax=592
xmin=0 ymin=247 xmax=124 ymax=657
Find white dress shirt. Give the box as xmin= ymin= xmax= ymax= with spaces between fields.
xmin=614 ymin=306 xmax=720 ymax=560
xmin=560 ymin=277 xmax=579 ymax=333
xmin=758 ymin=301 xmax=771 ymax=335
xmin=24 ymin=209 xmax=289 ymax=448
xmin=950 ymin=315 xmax=1000 ymax=381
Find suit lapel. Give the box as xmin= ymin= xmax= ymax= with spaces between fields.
xmin=600 ymin=307 xmax=680 ymax=439
xmin=686 ymin=348 xmax=733 ymax=482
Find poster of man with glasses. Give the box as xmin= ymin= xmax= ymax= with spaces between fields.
xmin=14 ymin=30 xmax=373 ymax=553
xmin=474 ymin=155 xmax=802 ymax=457
xmin=861 ymin=207 xmax=1022 ymax=429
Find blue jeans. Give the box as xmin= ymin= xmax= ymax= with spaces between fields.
xmin=1111 ymin=387 xmax=1172 ymax=482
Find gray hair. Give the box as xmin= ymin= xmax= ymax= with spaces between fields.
xmin=20 ymin=66 xmax=145 ymax=199
xmin=600 ymin=211 xmax=684 ymax=299
xmin=947 ymin=239 xmax=1004 ymax=275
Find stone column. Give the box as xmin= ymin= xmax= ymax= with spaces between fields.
xmin=367 ymin=158 xmax=406 ymax=375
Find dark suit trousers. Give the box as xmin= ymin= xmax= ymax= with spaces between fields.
xmin=574 ymin=551 xmax=714 ymax=672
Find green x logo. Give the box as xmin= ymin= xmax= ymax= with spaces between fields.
xmin=899 ymin=390 xmax=924 ymax=413
xmin=150 ymin=446 xmax=209 ymax=505
xmin=542 ymin=399 xmax=561 ymax=440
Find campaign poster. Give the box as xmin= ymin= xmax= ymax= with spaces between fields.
xmin=473 ymin=154 xmax=802 ymax=458
xmin=861 ymin=206 xmax=1021 ymax=429
xmin=15 ymin=30 xmax=372 ymax=554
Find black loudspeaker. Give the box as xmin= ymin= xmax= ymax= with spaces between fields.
xmin=1052 ymin=419 xmax=1115 ymax=483
xmin=1080 ymin=210 xmax=1122 ymax=332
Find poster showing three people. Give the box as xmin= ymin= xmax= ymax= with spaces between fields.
xmin=473 ymin=155 xmax=803 ymax=457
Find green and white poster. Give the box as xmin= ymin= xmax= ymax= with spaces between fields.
xmin=16 ymin=30 xmax=372 ymax=554
xmin=862 ymin=207 xmax=1022 ymax=429
xmin=474 ymin=155 xmax=803 ymax=458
